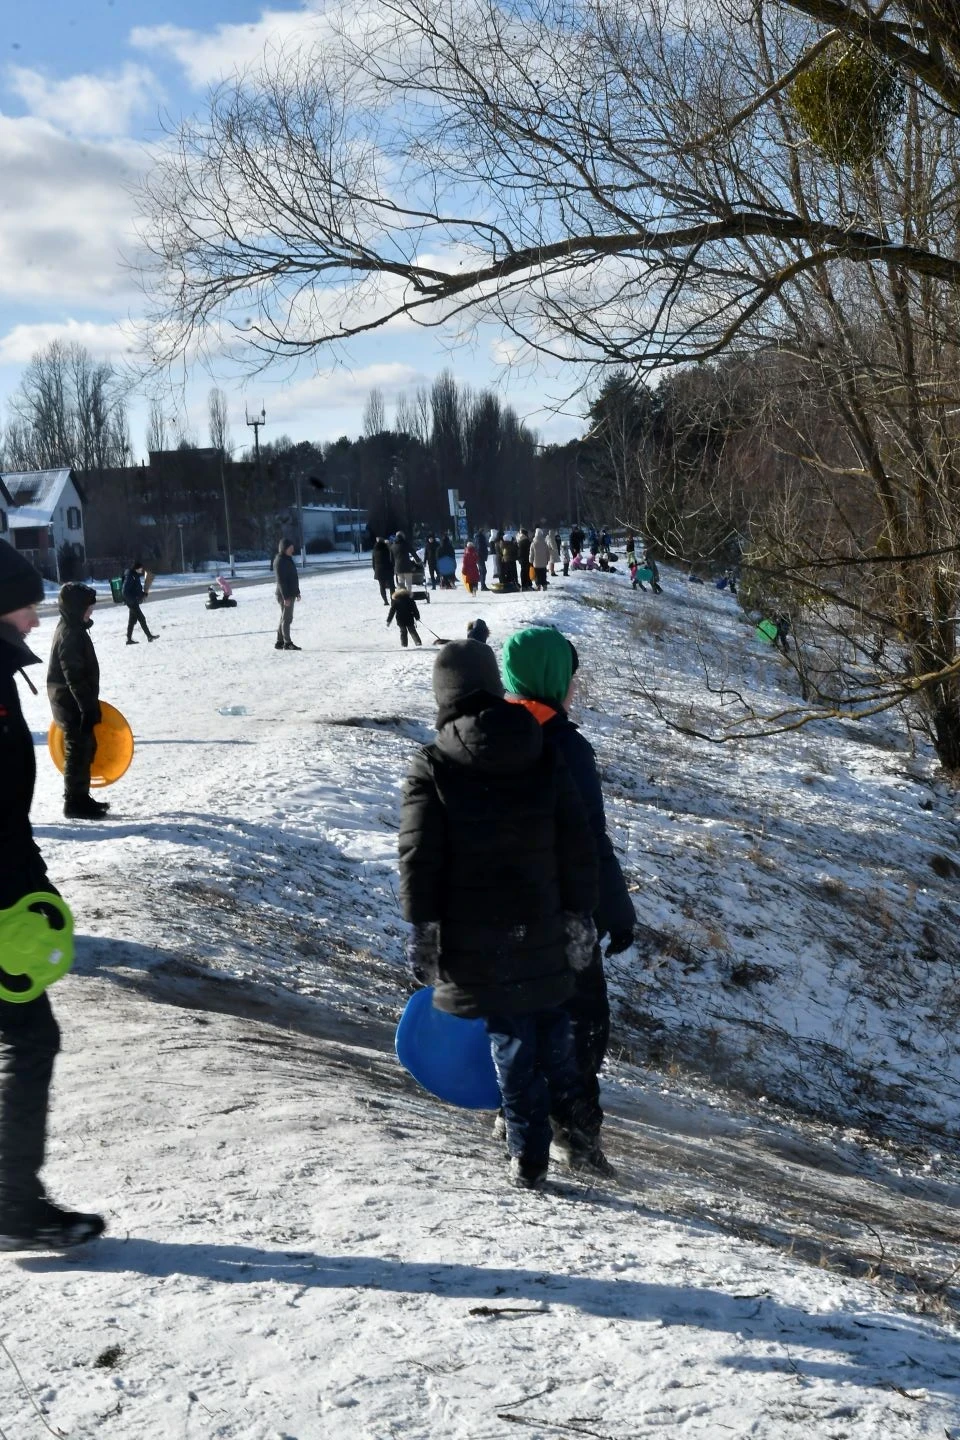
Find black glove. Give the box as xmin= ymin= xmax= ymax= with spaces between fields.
xmin=406 ymin=921 xmax=441 ymax=986
xmin=564 ymin=913 xmax=597 ymax=972
xmin=605 ymin=930 xmax=635 ymax=958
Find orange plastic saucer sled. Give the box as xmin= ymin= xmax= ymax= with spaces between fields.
xmin=48 ymin=701 xmax=134 ymax=787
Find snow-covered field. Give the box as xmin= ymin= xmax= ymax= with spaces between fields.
xmin=3 ymin=563 xmax=960 ymax=1438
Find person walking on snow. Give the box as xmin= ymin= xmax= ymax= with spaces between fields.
xmin=274 ymin=539 xmax=302 ymax=650
xmin=386 ymin=587 xmax=423 ymax=647
xmin=0 ymin=545 xmax=105 ymax=1250
xmin=502 ymin=625 xmax=635 ymax=1167
xmin=121 ymin=561 xmax=157 ymax=645
xmin=548 ymin=530 xmax=560 ymax=577
xmin=46 ymin=583 xmax=109 ymax=821
xmin=461 ymin=542 xmax=481 ymax=595
xmin=399 ymin=640 xmax=609 ymax=1189
xmin=473 ymin=528 xmax=490 ymax=590
xmin=423 ymin=534 xmax=439 ymax=590
xmin=391 ymin=532 xmax=421 ymax=593
xmin=371 ymin=537 xmax=395 ymax=606
xmin=517 ymin=527 xmax=533 ymax=590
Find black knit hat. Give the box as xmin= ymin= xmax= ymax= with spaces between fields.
xmin=0 ymin=543 xmax=44 ymax=616
xmin=432 ymin=638 xmax=504 ymax=722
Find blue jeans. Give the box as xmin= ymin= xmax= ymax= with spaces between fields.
xmin=485 ymin=1006 xmax=590 ymax=1170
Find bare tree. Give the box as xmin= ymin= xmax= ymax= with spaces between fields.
xmin=137 ymin=0 xmax=960 ymax=378
xmin=145 ymin=399 xmax=168 ymax=455
xmin=4 ymin=340 xmax=129 ymax=474
xmin=362 ymin=387 xmax=386 ymax=438
xmin=208 ymin=386 xmax=233 ymax=456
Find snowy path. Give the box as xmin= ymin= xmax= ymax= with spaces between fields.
xmin=2 ymin=565 xmax=959 ymax=1436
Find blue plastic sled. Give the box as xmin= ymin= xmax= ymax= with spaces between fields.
xmin=436 ymin=554 xmax=456 ymax=578
xmin=395 ymin=986 xmax=502 ymax=1110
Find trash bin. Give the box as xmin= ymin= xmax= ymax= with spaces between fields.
xmin=109 ymin=577 xmax=123 ymax=605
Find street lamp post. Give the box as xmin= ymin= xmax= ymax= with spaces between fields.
xmin=177 ymin=522 xmax=186 ymax=573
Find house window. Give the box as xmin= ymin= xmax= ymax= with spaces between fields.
xmin=67 ymin=506 xmax=81 ymax=530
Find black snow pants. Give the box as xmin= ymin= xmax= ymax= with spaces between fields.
xmin=399 ymin=625 xmax=422 ymax=648
xmin=558 ymin=949 xmax=609 ymax=1136
xmin=126 ymin=603 xmax=151 ymax=641
xmin=63 ymin=726 xmax=96 ymax=803
xmin=0 ymin=993 xmax=60 ymax=1223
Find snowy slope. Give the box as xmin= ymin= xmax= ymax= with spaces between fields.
xmin=1 ymin=564 xmax=959 ymax=1438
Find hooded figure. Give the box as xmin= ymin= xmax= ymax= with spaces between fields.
xmin=399 ymin=640 xmax=606 ymax=1189
xmin=530 ymin=528 xmax=550 ymax=589
xmin=121 ymin=561 xmax=156 ymax=645
xmin=502 ymin=625 xmax=634 ymax=1154
xmin=47 ymin=583 xmax=108 ymax=820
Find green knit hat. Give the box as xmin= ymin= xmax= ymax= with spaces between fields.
xmin=502 ymin=626 xmax=578 ymax=708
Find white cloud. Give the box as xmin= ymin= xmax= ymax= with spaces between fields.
xmin=130 ymin=8 xmax=327 ymax=89
xmin=7 ymin=63 xmax=162 ymax=138
xmin=262 ymin=362 xmax=429 ymax=424
xmin=0 ymin=318 xmax=141 ymax=366
xmin=0 ymin=113 xmax=147 ymax=305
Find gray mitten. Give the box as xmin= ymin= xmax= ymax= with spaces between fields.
xmin=564 ymin=913 xmax=598 ymax=972
xmin=407 ymin=921 xmax=441 ymax=986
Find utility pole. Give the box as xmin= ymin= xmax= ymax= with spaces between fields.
xmin=245 ymin=403 xmax=266 ymax=487
xmin=219 ymin=448 xmax=235 ymax=577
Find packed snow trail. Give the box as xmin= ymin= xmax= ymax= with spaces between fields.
xmin=2 ymin=564 xmax=958 ymax=1436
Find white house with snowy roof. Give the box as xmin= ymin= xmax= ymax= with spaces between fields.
xmin=0 ymin=468 xmax=86 ymax=579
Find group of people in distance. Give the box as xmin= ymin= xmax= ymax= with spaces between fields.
xmin=400 ymin=623 xmax=634 ymax=1190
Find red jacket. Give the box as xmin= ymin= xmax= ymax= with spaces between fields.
xmin=461 ymin=548 xmax=480 ymax=585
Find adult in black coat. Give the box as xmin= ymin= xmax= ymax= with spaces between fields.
xmin=399 ymin=640 xmax=605 ymax=1186
xmin=121 ymin=561 xmax=156 ymax=645
xmin=423 ymin=534 xmax=439 ymax=589
xmin=473 ymin=528 xmax=489 ymax=590
xmin=569 ymin=526 xmax=584 ymax=557
xmin=516 ymin=528 xmax=533 ymax=590
xmin=502 ymin=624 xmax=635 ymax=1148
xmin=371 ymin=538 xmax=394 ymax=606
xmin=0 ymin=546 xmax=104 ymax=1249
xmin=391 ymin=532 xmax=421 ymax=589
xmin=46 ymin=583 xmax=107 ymax=820
xmin=273 ymin=539 xmax=301 ymax=650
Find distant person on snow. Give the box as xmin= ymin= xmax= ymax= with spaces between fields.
xmin=530 ymin=528 xmax=551 ymax=590
xmin=371 ymin=537 xmax=395 ymax=607
xmin=461 ymin=542 xmax=481 ymax=595
xmin=46 ymin=583 xmax=109 ymax=821
xmin=273 ymin=539 xmax=302 ymax=651
xmin=386 ymin=587 xmax=423 ymax=648
xmin=502 ymin=625 xmax=635 ymax=1165
xmin=391 ymin=532 xmax=421 ymax=593
xmin=398 ymin=640 xmax=608 ymax=1190
xmin=423 ymin=534 xmax=439 ymax=590
xmin=121 ymin=561 xmax=157 ymax=646
xmin=0 ymin=545 xmax=105 ymax=1250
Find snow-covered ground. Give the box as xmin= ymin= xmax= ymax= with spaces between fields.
xmin=3 ymin=563 xmax=960 ymax=1437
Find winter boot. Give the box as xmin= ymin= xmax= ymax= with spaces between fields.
xmin=0 ymin=1200 xmax=105 ymax=1252
xmin=147 ymin=632 xmax=158 ymax=641
xmin=126 ymin=639 xmax=138 ymax=645
xmin=509 ymin=1156 xmax=548 ymax=1190
xmin=274 ymin=640 xmax=284 ymax=650
xmin=284 ymin=642 xmax=302 ymax=651
xmin=64 ymin=796 xmax=110 ymax=820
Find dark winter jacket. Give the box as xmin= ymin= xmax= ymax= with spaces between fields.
xmin=398 ymin=696 xmax=599 ymax=1018
xmin=438 ymin=535 xmax=455 ymax=562
xmin=0 ymin=623 xmax=49 ymax=910
xmin=387 ymin=591 xmax=421 ymax=629
xmin=274 ymin=547 xmax=301 ymax=601
xmin=46 ymin=585 xmax=101 ymax=731
xmin=510 ymin=699 xmax=634 ymax=940
xmin=474 ymin=531 xmax=489 ymax=563
xmin=500 ymin=537 xmax=519 ymax=565
xmin=391 ymin=535 xmax=421 ymax=575
xmin=517 ymin=531 xmax=532 ymax=568
xmin=372 ymin=539 xmax=394 ymax=582
xmin=121 ymin=567 xmax=144 ymax=605
xmin=424 ymin=537 xmax=439 ymax=566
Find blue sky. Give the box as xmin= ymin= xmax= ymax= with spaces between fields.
xmin=0 ymin=0 xmax=584 ymax=461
